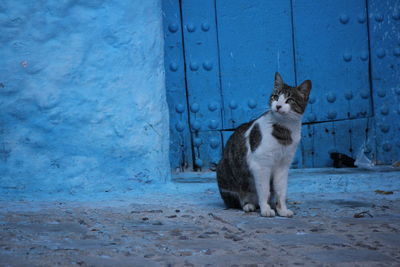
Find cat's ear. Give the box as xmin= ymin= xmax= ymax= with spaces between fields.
xmin=274 ymin=72 xmax=284 ymax=90
xmin=298 ymin=80 xmax=312 ymax=100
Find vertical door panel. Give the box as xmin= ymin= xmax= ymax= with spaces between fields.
xmin=293 ymin=0 xmax=372 ymax=123
xmin=181 ymin=0 xmax=223 ymax=132
xmin=368 ymin=0 xmax=400 ymax=164
xmin=181 ymin=0 xmax=223 ymax=169
xmin=216 ymin=0 xmax=296 ymax=128
xmin=163 ymin=0 xmax=192 ymax=171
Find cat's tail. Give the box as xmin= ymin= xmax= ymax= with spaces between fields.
xmin=216 ymin=161 xmax=242 ymax=209
xmin=218 ymin=188 xmax=241 ymax=209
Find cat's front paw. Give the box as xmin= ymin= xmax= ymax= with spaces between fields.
xmin=243 ymin=203 xmax=256 ymax=212
xmin=277 ymin=208 xmax=294 ymax=217
xmin=260 ymin=207 xmax=276 ymax=217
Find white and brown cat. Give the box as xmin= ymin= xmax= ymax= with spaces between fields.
xmin=217 ymin=72 xmax=312 ymax=217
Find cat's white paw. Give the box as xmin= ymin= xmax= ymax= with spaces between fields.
xmin=242 ymin=203 xmax=256 ymax=212
xmin=260 ymin=207 xmax=276 ymax=217
xmin=277 ymin=208 xmax=294 ymax=217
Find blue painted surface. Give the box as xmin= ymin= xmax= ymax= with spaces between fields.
xmin=216 ymin=0 xmax=296 ymax=128
xmin=293 ymin=0 xmax=372 ymax=123
xmin=163 ymin=0 xmax=193 ymax=171
xmin=180 ymin=0 xmax=224 ymax=170
xmin=368 ymin=0 xmax=400 ymax=164
xmin=171 ymin=168 xmax=400 ymax=194
xmin=164 ymin=0 xmax=400 ymax=170
xmin=0 ymin=0 xmax=170 ymax=194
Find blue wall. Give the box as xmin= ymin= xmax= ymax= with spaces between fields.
xmin=0 ymin=0 xmax=170 ymax=195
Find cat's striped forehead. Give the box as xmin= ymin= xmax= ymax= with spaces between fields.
xmin=271 ymin=84 xmax=297 ymax=98
xmin=270 ymin=83 xmax=308 ymax=114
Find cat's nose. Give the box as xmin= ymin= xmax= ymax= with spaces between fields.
xmin=276 ymin=105 xmax=282 ymax=110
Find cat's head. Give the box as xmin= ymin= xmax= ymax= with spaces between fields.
xmin=269 ymin=72 xmax=312 ymax=119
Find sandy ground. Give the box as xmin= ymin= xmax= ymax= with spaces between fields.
xmin=1 ymin=180 xmax=400 ymax=266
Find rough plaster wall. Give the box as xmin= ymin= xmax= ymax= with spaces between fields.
xmin=0 ymin=0 xmax=170 ymax=194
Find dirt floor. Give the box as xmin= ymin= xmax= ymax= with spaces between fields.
xmin=1 ymin=171 xmax=400 ymax=266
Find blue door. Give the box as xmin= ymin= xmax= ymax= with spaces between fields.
xmin=163 ymin=0 xmax=399 ymax=171
xmin=292 ymin=0 xmax=373 ymax=167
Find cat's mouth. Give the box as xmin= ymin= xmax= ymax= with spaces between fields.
xmin=273 ymin=109 xmax=287 ymax=115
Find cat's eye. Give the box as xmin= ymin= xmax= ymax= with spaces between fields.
xmin=272 ymin=95 xmax=279 ymax=101
xmin=286 ymin=98 xmax=294 ymax=103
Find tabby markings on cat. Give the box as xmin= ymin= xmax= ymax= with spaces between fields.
xmin=272 ymin=124 xmax=292 ymax=146
xmin=249 ymin=123 xmax=262 ymax=152
xmin=217 ymin=72 xmax=312 ymax=217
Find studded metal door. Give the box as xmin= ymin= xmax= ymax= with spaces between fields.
xmin=163 ymin=0 xmax=193 ymax=172
xmin=179 ymin=0 xmax=224 ymax=171
xmin=163 ymin=0 xmax=400 ymax=171
xmin=292 ymin=0 xmax=373 ymax=167
xmin=163 ymin=0 xmax=224 ymax=171
xmin=368 ymin=0 xmax=400 ymax=164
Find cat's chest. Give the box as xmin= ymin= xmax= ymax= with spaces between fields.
xmin=262 ymin=126 xmax=299 ymax=151
xmin=247 ymin=119 xmax=300 ymax=160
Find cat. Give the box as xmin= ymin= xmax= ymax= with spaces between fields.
xmin=217 ymin=72 xmax=312 ymax=217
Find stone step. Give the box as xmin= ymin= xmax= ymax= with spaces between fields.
xmin=172 ymin=167 xmax=400 ymax=193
